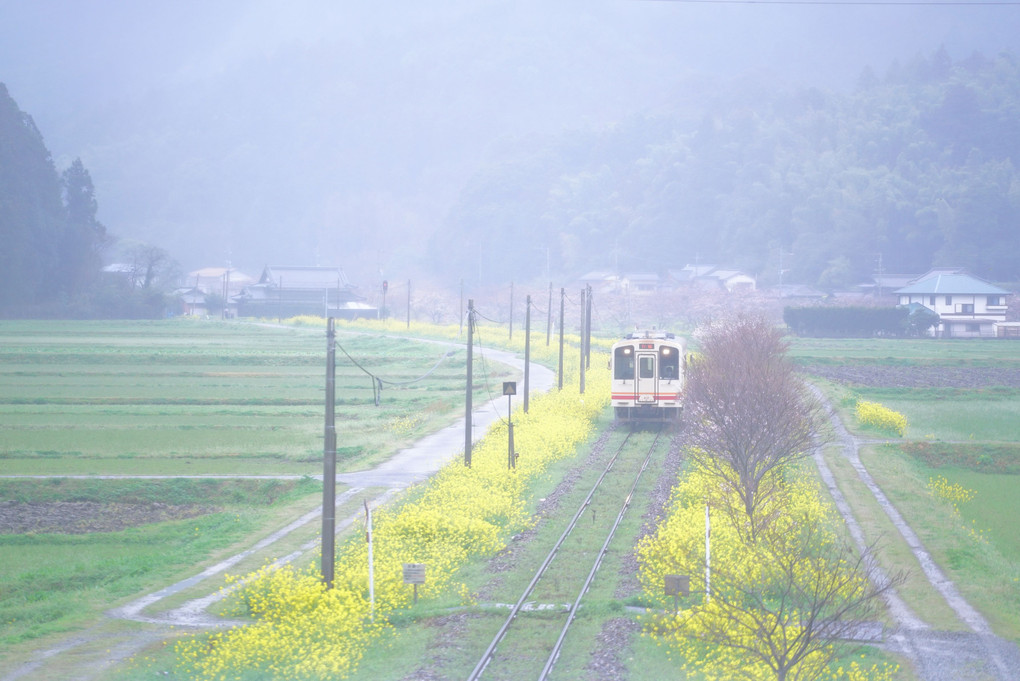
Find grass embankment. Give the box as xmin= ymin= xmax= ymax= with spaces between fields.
xmin=791 ymin=337 xmax=1020 ymax=643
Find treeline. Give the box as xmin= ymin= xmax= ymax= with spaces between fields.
xmin=0 ymin=84 xmax=171 ymax=318
xmin=431 ymin=48 xmax=1020 ymax=288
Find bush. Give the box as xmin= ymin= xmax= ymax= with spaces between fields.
xmin=854 ymin=400 xmax=907 ymax=437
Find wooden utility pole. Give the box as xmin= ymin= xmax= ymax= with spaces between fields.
xmin=321 ymin=318 xmax=337 ymax=588
xmin=579 ymin=288 xmax=586 ymax=395
xmin=509 ymin=281 xmax=514 ymax=341
xmin=558 ymin=288 xmax=565 ymax=390
xmin=585 ymin=284 xmax=592 ymax=369
xmin=546 ymin=281 xmax=553 ymax=346
xmin=464 ymin=299 xmax=474 ymax=467
xmin=524 ymin=295 xmax=531 ymax=413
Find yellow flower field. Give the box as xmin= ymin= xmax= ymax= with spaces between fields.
xmin=175 ymin=322 xmax=608 ymax=679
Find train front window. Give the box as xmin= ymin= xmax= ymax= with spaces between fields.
xmin=614 ymin=346 xmax=635 ymax=380
xmin=639 ymin=356 xmax=655 ymax=379
xmin=659 ymin=347 xmax=680 ymax=380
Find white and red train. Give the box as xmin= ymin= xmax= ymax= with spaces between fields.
xmin=609 ymin=331 xmax=686 ymax=421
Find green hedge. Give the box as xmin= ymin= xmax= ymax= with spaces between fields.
xmin=783 ymin=305 xmax=936 ymax=338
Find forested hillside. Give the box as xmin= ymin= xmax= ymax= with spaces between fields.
xmin=0 ymin=84 xmax=106 ymax=315
xmin=431 ymin=49 xmax=1020 ymax=289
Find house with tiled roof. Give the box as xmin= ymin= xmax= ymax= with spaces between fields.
xmin=235 ymin=266 xmax=373 ymax=319
xmin=895 ymin=268 xmax=1010 ymax=338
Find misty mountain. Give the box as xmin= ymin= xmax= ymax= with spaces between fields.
xmin=1 ymin=0 xmax=1019 ymax=291
xmin=433 ymin=50 xmax=1020 ymax=288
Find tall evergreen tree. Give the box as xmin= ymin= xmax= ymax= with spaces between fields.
xmin=0 ymin=83 xmax=65 ymax=313
xmin=60 ymin=157 xmax=107 ymax=295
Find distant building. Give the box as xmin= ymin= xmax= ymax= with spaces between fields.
xmin=178 ymin=267 xmax=255 ymax=317
xmin=666 ymin=265 xmax=757 ymax=292
xmin=235 ymin=266 xmax=375 ymax=319
xmin=895 ymin=268 xmax=1010 ymax=338
xmin=620 ymin=272 xmax=660 ymax=294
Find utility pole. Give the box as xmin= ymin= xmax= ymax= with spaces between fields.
xmin=585 ymin=284 xmax=592 ymax=369
xmin=546 ymin=281 xmax=553 ymax=346
xmin=509 ymin=281 xmax=514 ymax=341
xmin=321 ymin=318 xmax=337 ymax=588
xmin=406 ymin=279 xmax=411 ymax=329
xmin=558 ymin=288 xmax=565 ymax=390
xmin=524 ymin=295 xmax=531 ymax=413
xmin=464 ymin=299 xmax=474 ymax=467
xmin=579 ymin=287 xmax=586 ymax=395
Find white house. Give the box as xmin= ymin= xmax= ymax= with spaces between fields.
xmin=895 ymin=268 xmax=1010 ymax=338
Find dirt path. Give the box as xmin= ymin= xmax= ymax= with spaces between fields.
xmin=811 ymin=386 xmax=1020 ymax=681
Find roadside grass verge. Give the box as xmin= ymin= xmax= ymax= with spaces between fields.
xmin=813 ymin=444 xmax=966 ymax=632
xmin=861 ymin=444 xmax=1020 ymax=642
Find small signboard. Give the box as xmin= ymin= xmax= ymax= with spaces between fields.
xmin=503 ymin=381 xmax=517 ymax=396
xmin=664 ymin=574 xmax=690 ymax=597
xmin=403 ymin=563 xmax=426 ymax=585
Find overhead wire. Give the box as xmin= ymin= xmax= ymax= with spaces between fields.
xmin=333 ymin=337 xmax=456 ymax=406
xmin=641 ymin=0 xmax=1020 ymax=5
xmin=471 ymin=315 xmax=513 ymax=426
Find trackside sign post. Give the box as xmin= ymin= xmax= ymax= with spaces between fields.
xmin=503 ymin=381 xmax=516 ymax=470
xmin=403 ymin=563 xmax=426 ymax=604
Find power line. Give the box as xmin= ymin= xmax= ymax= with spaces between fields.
xmin=641 ymin=0 xmax=1020 ymax=5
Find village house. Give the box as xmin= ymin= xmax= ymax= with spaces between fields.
xmin=895 ymin=268 xmax=1011 ymax=338
xmin=234 ymin=266 xmax=375 ymax=319
xmin=176 ymin=267 xmax=255 ymax=317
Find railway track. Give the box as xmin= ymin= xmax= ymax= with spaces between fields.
xmin=467 ymin=426 xmax=672 ymax=681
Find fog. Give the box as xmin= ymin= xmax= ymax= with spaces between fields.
xmin=1 ymin=0 xmax=1018 ymax=286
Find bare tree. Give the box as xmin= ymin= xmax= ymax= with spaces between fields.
xmin=684 ymin=314 xmax=823 ymax=541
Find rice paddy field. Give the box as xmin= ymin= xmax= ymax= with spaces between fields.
xmin=0 ymin=318 xmax=517 ymax=664
xmin=0 ymin=319 xmax=501 ymax=477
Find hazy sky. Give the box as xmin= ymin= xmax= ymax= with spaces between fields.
xmin=1 ymin=0 xmax=1018 ymax=279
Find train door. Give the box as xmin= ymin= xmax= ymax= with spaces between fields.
xmin=635 ymin=349 xmax=657 ymax=404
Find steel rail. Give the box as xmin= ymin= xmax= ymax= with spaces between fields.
xmin=466 ymin=430 xmax=634 ymax=681
xmin=538 ymin=429 xmax=662 ymax=680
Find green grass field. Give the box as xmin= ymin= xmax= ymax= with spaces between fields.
xmin=0 ymin=319 xmax=516 ymax=665
xmin=791 ymin=337 xmax=1020 ymax=644
xmin=0 ymin=320 xmax=507 ymax=476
